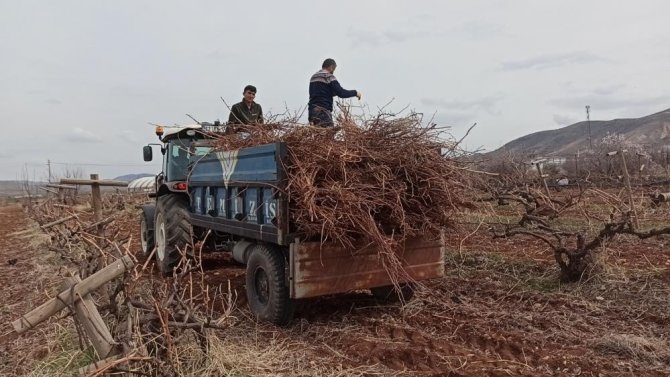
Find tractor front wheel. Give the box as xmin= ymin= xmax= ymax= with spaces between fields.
xmin=155 ymin=194 xmax=192 ymax=276
xmin=140 ymin=205 xmax=155 ymax=257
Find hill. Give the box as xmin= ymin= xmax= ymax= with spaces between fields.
xmin=491 ymin=108 xmax=670 ymax=157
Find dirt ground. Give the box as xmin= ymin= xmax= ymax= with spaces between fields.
xmin=0 ymin=205 xmax=61 ymax=376
xmin=1 ymin=192 xmax=670 ymax=376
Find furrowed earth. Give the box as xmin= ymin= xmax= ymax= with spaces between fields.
xmin=1 ymin=188 xmax=669 ymax=376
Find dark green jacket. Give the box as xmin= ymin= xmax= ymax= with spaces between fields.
xmin=228 ymin=100 xmax=263 ymax=124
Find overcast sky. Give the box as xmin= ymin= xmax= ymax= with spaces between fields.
xmin=1 ymin=1 xmax=669 ymax=180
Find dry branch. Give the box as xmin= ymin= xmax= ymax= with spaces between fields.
xmin=10 ymin=214 xmax=78 ymax=236
xmin=202 ymin=109 xmax=470 ymax=284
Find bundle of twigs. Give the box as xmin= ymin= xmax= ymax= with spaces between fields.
xmin=206 ymin=110 xmax=470 ymax=280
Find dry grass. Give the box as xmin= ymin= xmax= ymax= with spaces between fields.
xmin=193 ymin=317 xmax=414 ymax=376
xmin=592 ymin=333 xmax=670 ymax=366
xmin=27 ymin=323 xmax=97 ymax=377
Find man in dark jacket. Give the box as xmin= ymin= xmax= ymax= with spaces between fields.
xmin=308 ymin=59 xmax=361 ymax=127
xmin=228 ymin=85 xmax=264 ymax=126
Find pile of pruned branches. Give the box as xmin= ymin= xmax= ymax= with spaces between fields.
xmin=104 ymin=257 xmax=236 ymax=376
xmin=17 ymin=193 xmax=235 ymax=376
xmin=206 ymin=109 xmax=471 ymax=279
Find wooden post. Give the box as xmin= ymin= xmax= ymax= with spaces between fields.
xmin=90 ymin=174 xmax=103 ymax=241
xmin=46 ymin=184 xmax=77 ymax=205
xmin=607 ymin=156 xmax=612 ymax=178
xmin=90 ymin=173 xmax=106 ymax=270
xmin=12 ymin=255 xmax=133 ymax=334
xmin=619 ymin=150 xmax=639 ymax=230
xmin=65 ymin=276 xmax=117 ymax=359
xmin=534 ymin=162 xmax=552 ymax=198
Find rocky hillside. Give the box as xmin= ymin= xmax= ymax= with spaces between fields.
xmin=492 ymin=108 xmax=670 ymax=156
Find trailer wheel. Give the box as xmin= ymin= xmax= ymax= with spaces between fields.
xmin=245 ymin=244 xmax=294 ymax=325
xmin=155 ymin=194 xmax=192 ymax=276
xmin=140 ymin=205 xmax=156 ymax=257
xmin=371 ymin=283 xmax=415 ymax=303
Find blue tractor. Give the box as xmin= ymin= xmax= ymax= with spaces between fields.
xmin=140 ymin=125 xmax=445 ymax=325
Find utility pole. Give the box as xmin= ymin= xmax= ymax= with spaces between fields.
xmin=585 ymin=105 xmax=592 ymax=150
xmin=47 ymin=160 xmax=52 ymax=183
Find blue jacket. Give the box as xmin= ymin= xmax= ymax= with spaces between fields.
xmin=308 ymin=69 xmax=357 ymax=112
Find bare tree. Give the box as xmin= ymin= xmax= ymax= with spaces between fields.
xmin=491 ymin=189 xmax=670 ymax=281
xmin=18 ymin=164 xmax=38 ymax=210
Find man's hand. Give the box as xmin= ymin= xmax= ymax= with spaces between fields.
xmin=356 ymin=91 xmax=362 ymax=100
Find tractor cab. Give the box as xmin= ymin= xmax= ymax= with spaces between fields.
xmin=142 ymin=125 xmax=211 ymax=195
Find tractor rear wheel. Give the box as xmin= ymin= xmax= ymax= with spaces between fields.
xmin=245 ymin=244 xmax=294 ymax=325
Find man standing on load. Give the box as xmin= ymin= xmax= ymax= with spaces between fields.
xmin=308 ymin=58 xmax=362 ymax=127
xmin=228 ymin=84 xmax=264 ymax=126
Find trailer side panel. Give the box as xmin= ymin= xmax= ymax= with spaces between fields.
xmin=289 ymin=236 xmax=445 ymax=299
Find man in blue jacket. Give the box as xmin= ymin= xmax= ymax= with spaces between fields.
xmin=308 ymin=58 xmax=361 ymax=127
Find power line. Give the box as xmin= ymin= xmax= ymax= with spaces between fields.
xmin=0 ymin=162 xmax=46 ymax=167
xmin=0 ymin=160 xmax=155 ymax=167
xmin=49 ymin=161 xmax=154 ymax=167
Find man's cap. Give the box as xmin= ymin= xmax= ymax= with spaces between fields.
xmin=322 ymin=58 xmax=336 ymax=69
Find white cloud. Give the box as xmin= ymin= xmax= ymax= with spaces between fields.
xmin=431 ymin=112 xmax=477 ymax=127
xmin=590 ymin=84 xmax=625 ymax=96
xmin=454 ymin=21 xmax=505 ymax=40
xmin=421 ymin=94 xmax=504 ymax=115
xmin=501 ymin=52 xmax=608 ymax=71
xmin=119 ymin=130 xmax=138 ymax=144
xmin=205 ymin=48 xmax=236 ymax=61
xmin=348 ymin=28 xmax=432 ymax=48
xmin=553 ymin=114 xmax=578 ymax=126
xmin=347 ymin=29 xmax=384 ymax=48
xmin=550 ymin=94 xmax=670 ymax=111
xmin=64 ymin=128 xmax=103 ymax=143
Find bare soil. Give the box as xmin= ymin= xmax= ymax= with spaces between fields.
xmin=0 ymin=205 xmax=60 ymax=376
xmin=2 ymin=192 xmax=670 ymax=376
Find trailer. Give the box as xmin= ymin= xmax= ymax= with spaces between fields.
xmin=140 ymin=125 xmax=444 ymax=325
